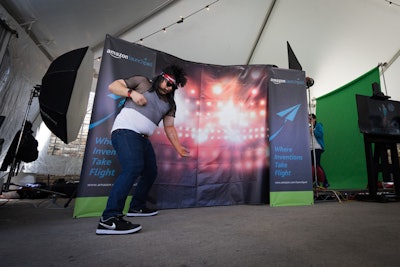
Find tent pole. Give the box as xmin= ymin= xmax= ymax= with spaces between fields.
xmin=246 ymin=0 xmax=277 ymax=65
xmin=383 ymin=47 xmax=400 ymax=71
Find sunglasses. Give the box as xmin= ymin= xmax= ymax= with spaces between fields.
xmin=165 ymin=80 xmax=177 ymax=89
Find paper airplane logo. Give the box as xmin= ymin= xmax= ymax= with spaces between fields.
xmin=89 ymin=94 xmax=126 ymax=129
xmin=269 ymin=104 xmax=301 ymax=141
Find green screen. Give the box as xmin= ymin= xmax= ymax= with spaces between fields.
xmin=315 ymin=67 xmax=380 ymax=189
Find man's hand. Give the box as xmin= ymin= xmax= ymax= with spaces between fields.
xmin=130 ymin=90 xmax=147 ymax=106
xmin=108 ymin=79 xmax=147 ymax=105
xmin=176 ymin=146 xmax=191 ymax=157
xmin=164 ymin=125 xmax=191 ymax=157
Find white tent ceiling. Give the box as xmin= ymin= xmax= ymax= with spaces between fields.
xmin=1 ymin=0 xmax=400 ymax=99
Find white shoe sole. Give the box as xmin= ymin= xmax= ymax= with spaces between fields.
xmin=96 ymin=225 xmax=142 ymax=235
xmin=126 ymin=211 xmax=158 ymax=217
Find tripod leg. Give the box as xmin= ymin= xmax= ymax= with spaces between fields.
xmin=64 ymin=188 xmax=77 ymax=208
xmin=3 ymin=160 xmax=18 ymax=192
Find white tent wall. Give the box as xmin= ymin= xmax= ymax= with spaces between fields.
xmin=0 ymin=5 xmax=49 ymax=130
xmin=383 ymin=56 xmax=400 ymax=98
xmin=0 ymin=5 xmax=88 ymax=179
xmin=0 ymin=5 xmax=49 ymax=179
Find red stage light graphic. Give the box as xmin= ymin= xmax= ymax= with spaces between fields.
xmin=152 ymin=66 xmax=269 ymax=183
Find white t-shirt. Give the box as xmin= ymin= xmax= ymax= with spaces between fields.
xmin=112 ymin=107 xmax=157 ymax=136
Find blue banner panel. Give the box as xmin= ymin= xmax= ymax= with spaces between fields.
xmin=268 ymin=68 xmax=313 ymax=195
xmin=77 ymin=35 xmax=156 ymax=197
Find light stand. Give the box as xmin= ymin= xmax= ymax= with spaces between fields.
xmin=3 ymin=85 xmax=40 ymax=192
xmin=306 ymin=78 xmax=319 ymax=189
xmin=2 ymin=85 xmax=66 ymax=199
xmin=306 ymin=77 xmax=343 ymax=203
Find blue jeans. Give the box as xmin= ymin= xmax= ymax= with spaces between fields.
xmin=102 ymin=129 xmax=157 ymax=219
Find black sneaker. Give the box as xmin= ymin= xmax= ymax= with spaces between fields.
xmin=96 ymin=216 xmax=142 ymax=235
xmin=127 ymin=207 xmax=158 ymax=217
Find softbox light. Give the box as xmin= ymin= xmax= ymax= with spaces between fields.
xmin=287 ymin=41 xmax=302 ymax=71
xmin=39 ymin=46 xmax=93 ymax=143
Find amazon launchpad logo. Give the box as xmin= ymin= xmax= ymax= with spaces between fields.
xmin=106 ymin=49 xmax=153 ymax=67
xmin=270 ymin=78 xmax=304 ymax=86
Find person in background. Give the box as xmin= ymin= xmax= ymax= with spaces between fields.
xmin=309 ymin=113 xmax=329 ymax=188
xmin=96 ymin=64 xmax=190 ymax=235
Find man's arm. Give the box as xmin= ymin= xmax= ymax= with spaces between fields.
xmin=108 ymin=79 xmax=147 ymax=106
xmin=163 ymin=116 xmax=190 ymax=157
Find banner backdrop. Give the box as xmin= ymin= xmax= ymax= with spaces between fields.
xmin=73 ymin=35 xmax=270 ymax=218
xmin=268 ymin=68 xmax=313 ymax=206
